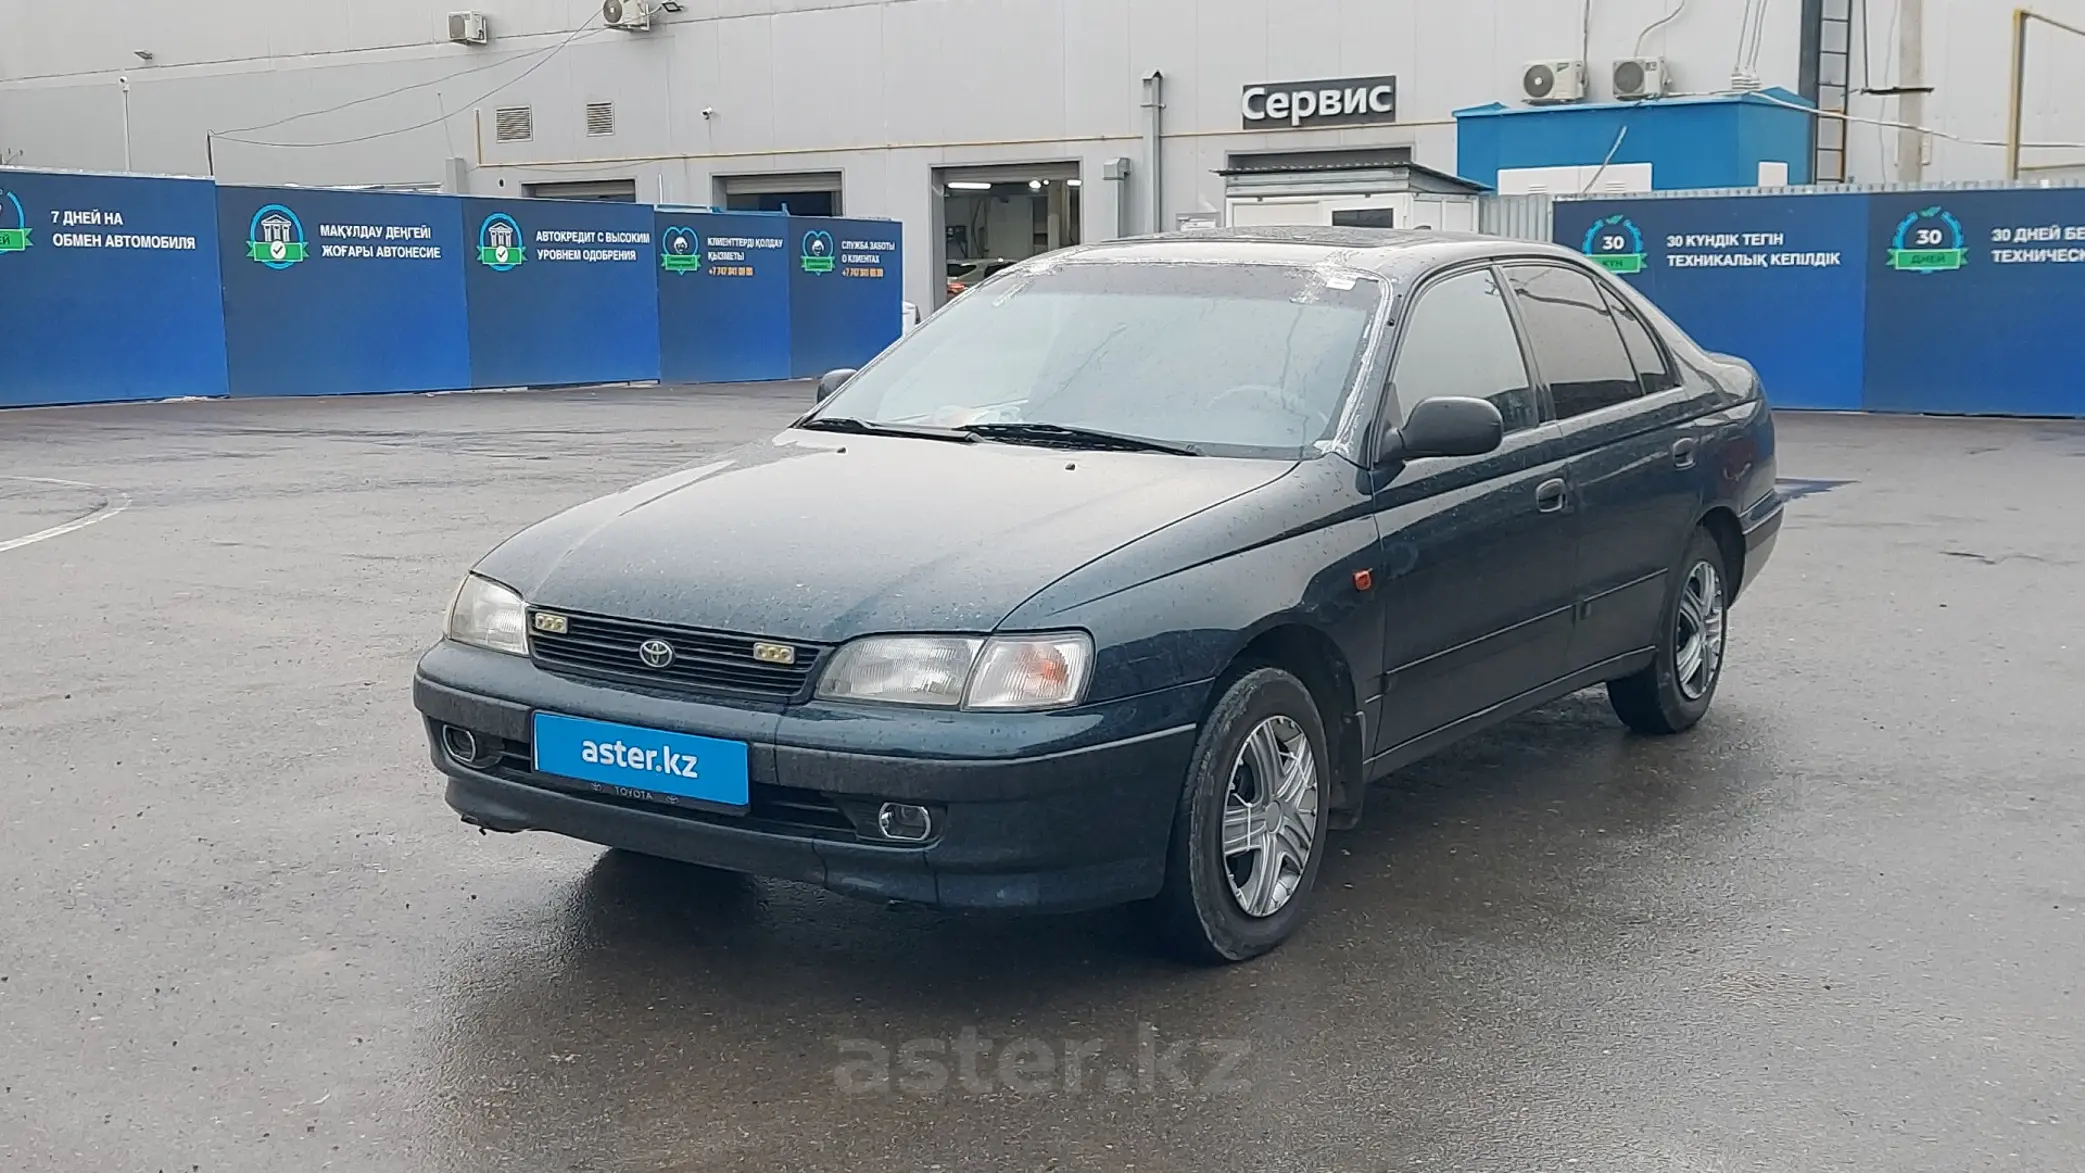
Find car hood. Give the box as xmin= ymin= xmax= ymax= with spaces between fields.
xmin=476 ymin=430 xmax=1294 ymax=643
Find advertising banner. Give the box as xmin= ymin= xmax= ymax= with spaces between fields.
xmin=0 ymin=168 xmax=228 ymax=408
xmin=1864 ymin=188 xmax=2085 ymax=416
xmin=655 ymin=211 xmax=792 ymax=383
xmin=787 ymin=216 xmax=903 ymax=378
xmin=462 ymin=197 xmax=660 ymax=389
xmin=217 ymin=186 xmax=469 ymax=398
xmin=1554 ymin=193 xmax=1869 ymax=410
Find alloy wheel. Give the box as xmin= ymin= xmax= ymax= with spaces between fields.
xmin=1221 ymin=715 xmax=1320 ymax=918
xmin=1675 ymin=560 xmax=1726 ymax=701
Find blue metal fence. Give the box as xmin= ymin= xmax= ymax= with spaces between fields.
xmin=0 ymin=167 xmax=902 ymax=410
xmin=1551 ymin=184 xmax=2085 ymax=417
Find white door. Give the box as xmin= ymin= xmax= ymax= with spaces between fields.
xmin=1407 ymin=198 xmax=1477 ymax=231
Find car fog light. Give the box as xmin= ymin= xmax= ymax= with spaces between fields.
xmin=877 ymin=803 xmax=934 ymax=842
xmin=443 ymin=725 xmax=494 ymax=766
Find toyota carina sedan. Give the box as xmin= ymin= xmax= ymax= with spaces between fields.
xmin=414 ymin=228 xmax=1781 ymax=963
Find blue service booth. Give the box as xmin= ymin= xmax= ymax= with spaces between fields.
xmin=1553 ymin=189 xmax=2085 ymax=417
xmin=1457 ymin=90 xmax=1816 ymax=190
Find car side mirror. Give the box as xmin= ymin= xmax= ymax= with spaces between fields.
xmin=815 ymin=368 xmax=858 ymax=403
xmin=1381 ymin=396 xmax=1504 ymax=462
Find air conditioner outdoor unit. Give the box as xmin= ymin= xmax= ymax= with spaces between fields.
xmin=1612 ymin=57 xmax=1668 ymax=101
xmin=1522 ymin=59 xmax=1587 ymax=104
xmin=602 ymin=0 xmax=652 ymax=31
xmin=447 ymin=11 xmax=489 ymax=45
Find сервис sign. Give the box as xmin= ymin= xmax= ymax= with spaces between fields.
xmin=1241 ymin=76 xmax=1397 ymax=130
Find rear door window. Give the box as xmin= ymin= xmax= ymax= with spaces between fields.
xmin=1502 ymin=264 xmax=1645 ymax=420
xmin=1603 ymin=286 xmax=1682 ymax=395
xmin=1389 ymin=268 xmax=1541 ymax=434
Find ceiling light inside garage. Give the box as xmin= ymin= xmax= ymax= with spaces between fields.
xmin=947 ymin=181 xmax=992 ymax=191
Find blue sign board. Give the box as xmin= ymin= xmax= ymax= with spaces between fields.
xmin=787 ymin=216 xmax=903 ymax=378
xmin=1863 ymin=188 xmax=2085 ymax=417
xmin=461 ymin=197 xmax=660 ymax=389
xmin=217 ymin=186 xmax=470 ymax=398
xmin=1555 ymin=194 xmax=1868 ymax=410
xmin=655 ymin=211 xmax=792 ymax=383
xmin=0 ymin=169 xmax=229 ymax=408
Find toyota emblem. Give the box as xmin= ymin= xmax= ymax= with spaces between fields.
xmin=638 ymin=639 xmax=676 ymax=669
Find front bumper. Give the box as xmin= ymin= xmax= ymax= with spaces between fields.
xmin=414 ymin=643 xmax=1204 ymax=912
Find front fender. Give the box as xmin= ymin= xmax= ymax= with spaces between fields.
xmin=1003 ymin=459 xmax=1383 ymax=710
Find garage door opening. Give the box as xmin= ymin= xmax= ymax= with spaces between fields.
xmin=936 ymin=162 xmax=1082 ymax=306
xmin=717 ymin=171 xmax=842 ymax=216
xmin=523 ymin=179 xmax=638 ymax=201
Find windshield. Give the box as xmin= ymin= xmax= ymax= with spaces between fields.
xmin=816 ymin=259 xmax=1382 ymax=456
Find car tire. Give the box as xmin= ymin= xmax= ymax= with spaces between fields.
xmin=1608 ymin=527 xmax=1730 ymax=735
xmin=1150 ymin=667 xmax=1330 ymax=965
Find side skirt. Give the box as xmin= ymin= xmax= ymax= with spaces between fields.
xmin=1360 ymin=648 xmax=1657 ymax=784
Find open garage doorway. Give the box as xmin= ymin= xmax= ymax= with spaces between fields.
xmin=716 ymin=171 xmax=842 ymax=216
xmin=935 ymin=162 xmax=1081 ymax=306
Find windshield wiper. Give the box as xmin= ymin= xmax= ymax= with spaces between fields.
xmin=957 ymin=422 xmax=1202 ymax=456
xmin=798 ymin=416 xmax=977 ymax=443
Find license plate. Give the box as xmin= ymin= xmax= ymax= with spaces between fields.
xmin=531 ymin=712 xmax=750 ymax=810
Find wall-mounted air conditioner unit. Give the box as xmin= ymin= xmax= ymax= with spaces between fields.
xmin=1612 ymin=57 xmax=1668 ymax=101
xmin=603 ymin=0 xmax=652 ymax=31
xmin=1523 ymin=60 xmax=1586 ymax=104
xmin=447 ymin=12 xmax=489 ymax=45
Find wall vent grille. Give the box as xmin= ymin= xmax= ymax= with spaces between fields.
xmin=494 ymin=106 xmax=534 ymax=143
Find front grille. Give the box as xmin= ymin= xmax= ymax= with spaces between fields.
xmin=528 ymin=609 xmax=823 ymax=701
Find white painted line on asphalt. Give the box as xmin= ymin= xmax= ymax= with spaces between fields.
xmin=0 ymin=476 xmax=133 ymax=554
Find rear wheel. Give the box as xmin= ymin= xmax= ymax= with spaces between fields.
xmin=1151 ymin=667 xmax=1328 ymax=964
xmin=1608 ymin=527 xmax=1729 ymax=735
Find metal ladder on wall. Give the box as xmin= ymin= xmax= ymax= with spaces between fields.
xmin=1814 ymin=0 xmax=1853 ymax=183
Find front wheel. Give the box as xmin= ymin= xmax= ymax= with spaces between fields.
xmin=1608 ymin=527 xmax=1730 ymax=735
xmin=1150 ymin=667 xmax=1329 ymax=964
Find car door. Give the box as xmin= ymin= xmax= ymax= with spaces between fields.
xmin=1368 ymin=264 xmax=1577 ymax=760
xmin=1500 ymin=262 xmax=1705 ymax=675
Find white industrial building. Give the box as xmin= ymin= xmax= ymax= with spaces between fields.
xmin=4 ymin=0 xmax=2082 ymax=310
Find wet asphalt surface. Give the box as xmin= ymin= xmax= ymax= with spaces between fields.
xmin=1 ymin=385 xmax=2080 ymax=1172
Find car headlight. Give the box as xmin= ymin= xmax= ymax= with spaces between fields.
xmin=445 ymin=574 xmax=529 ymax=656
xmin=815 ymin=632 xmax=1093 ymax=710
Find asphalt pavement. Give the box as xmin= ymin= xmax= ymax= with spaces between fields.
xmin=2 ymin=386 xmax=2080 ymax=1172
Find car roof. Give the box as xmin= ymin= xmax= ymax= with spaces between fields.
xmin=1055 ymin=226 xmax=1587 ymax=282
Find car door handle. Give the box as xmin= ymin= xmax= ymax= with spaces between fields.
xmin=1536 ymin=478 xmax=1568 ymax=513
xmin=1671 ymin=438 xmax=1699 ymax=469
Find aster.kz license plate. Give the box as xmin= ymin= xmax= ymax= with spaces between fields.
xmin=531 ymin=712 xmax=750 ymax=810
